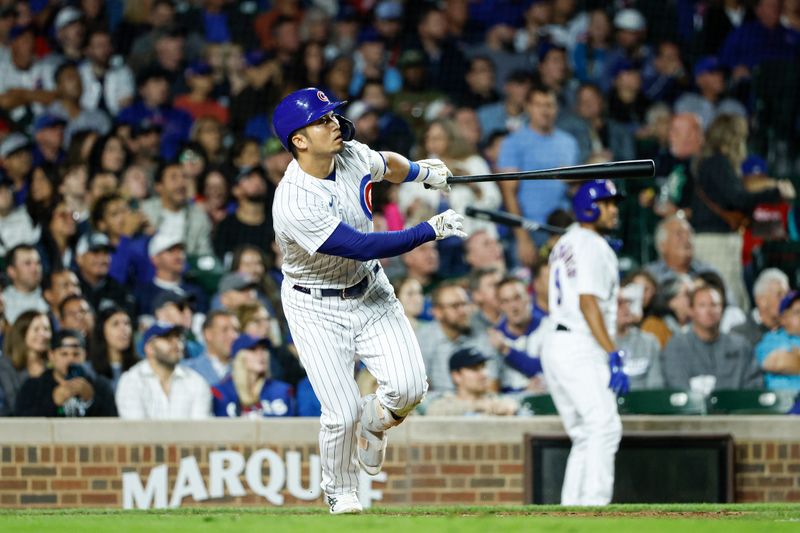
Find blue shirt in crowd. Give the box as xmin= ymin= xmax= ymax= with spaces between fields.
xmin=720 ymin=21 xmax=800 ymax=70
xmin=497 ymin=126 xmax=579 ymax=224
xmin=212 ymin=376 xmax=296 ymax=418
xmin=755 ymin=329 xmax=800 ymax=390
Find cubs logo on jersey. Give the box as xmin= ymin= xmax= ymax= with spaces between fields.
xmin=359 ymin=175 xmax=373 ymax=220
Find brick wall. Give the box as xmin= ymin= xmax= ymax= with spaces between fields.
xmin=1 ymin=418 xmax=798 ymax=508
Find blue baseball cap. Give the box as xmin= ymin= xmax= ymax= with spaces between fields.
xmin=231 ymin=334 xmax=271 ymax=358
xmin=694 ymin=56 xmax=723 ymax=78
xmin=741 ymin=155 xmax=768 ymax=176
xmin=357 ymin=27 xmax=382 ymax=45
xmin=779 ymin=291 xmax=800 ymax=315
xmin=244 ymin=49 xmax=273 ymax=68
xmin=449 ymin=347 xmax=489 ymax=372
xmin=142 ymin=321 xmax=184 ymax=345
xmin=185 ymin=60 xmax=212 ymax=77
xmin=33 ymin=114 xmax=67 ymax=132
xmin=9 ymin=25 xmax=33 ymax=41
xmin=610 ymin=58 xmax=639 ymax=78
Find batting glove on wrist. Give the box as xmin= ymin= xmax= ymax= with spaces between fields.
xmin=428 ymin=209 xmax=467 ymax=240
xmin=417 ymin=159 xmax=452 ymax=191
xmin=608 ymin=350 xmax=629 ymax=397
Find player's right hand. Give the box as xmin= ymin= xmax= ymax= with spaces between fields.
xmin=428 ymin=209 xmax=467 ymax=240
xmin=417 ymin=159 xmax=452 ymax=191
xmin=608 ymin=350 xmax=629 ymax=397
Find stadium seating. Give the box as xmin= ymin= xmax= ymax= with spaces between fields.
xmin=520 ymin=394 xmax=558 ymax=415
xmin=616 ymin=389 xmax=706 ymax=415
xmin=706 ymin=389 xmax=798 ymax=415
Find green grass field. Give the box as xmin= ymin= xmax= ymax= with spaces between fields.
xmin=1 ymin=504 xmax=799 ymax=532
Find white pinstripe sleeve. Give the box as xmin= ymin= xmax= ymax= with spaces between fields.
xmin=346 ymin=140 xmax=386 ymax=182
xmin=276 ymin=184 xmax=341 ymax=256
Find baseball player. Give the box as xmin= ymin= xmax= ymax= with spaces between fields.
xmin=540 ymin=179 xmax=629 ymax=506
xmin=271 ymin=88 xmax=466 ymax=514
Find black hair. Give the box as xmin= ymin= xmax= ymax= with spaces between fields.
xmin=6 ymin=244 xmax=38 ymax=269
xmin=58 ymin=294 xmax=88 ymax=320
xmin=88 ymin=304 xmax=137 ymax=380
xmin=154 ymin=159 xmax=182 ymax=183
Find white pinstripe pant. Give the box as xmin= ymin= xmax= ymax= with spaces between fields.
xmin=281 ymin=269 xmax=428 ymax=495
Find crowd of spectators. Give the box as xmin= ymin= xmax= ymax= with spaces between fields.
xmin=0 ymin=0 xmax=799 ymax=419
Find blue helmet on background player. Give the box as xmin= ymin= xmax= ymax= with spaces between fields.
xmin=572 ymin=179 xmax=624 ymax=222
xmin=272 ymin=87 xmax=355 ymax=151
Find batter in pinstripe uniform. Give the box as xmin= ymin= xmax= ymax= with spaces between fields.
xmin=271 ymin=88 xmax=467 ymax=514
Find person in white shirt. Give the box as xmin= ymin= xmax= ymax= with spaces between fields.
xmin=2 ymin=244 xmax=49 ymax=325
xmin=115 ymin=322 xmax=211 ymax=419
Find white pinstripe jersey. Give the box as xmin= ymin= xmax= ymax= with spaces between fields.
xmin=273 ymin=140 xmax=388 ymax=288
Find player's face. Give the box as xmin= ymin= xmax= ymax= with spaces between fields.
xmin=497 ymin=282 xmax=531 ymax=328
xmin=595 ymin=199 xmax=619 ymax=232
xmin=295 ymin=113 xmax=344 ymax=156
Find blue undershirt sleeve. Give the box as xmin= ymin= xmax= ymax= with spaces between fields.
xmin=318 ymin=221 xmax=436 ymax=261
xmin=505 ymin=348 xmax=543 ymax=377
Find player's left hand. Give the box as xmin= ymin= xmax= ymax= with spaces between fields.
xmin=428 ymin=209 xmax=467 ymax=240
xmin=417 ymin=159 xmax=452 ymax=191
xmin=608 ymin=350 xmax=629 ymax=397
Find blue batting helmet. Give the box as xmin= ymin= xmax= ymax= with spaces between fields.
xmin=271 ymin=87 xmax=354 ymax=151
xmin=572 ymin=179 xmax=624 ymax=222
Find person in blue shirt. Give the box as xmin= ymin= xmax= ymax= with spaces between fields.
xmin=497 ymin=84 xmax=579 ymax=266
xmin=719 ymin=0 xmax=800 ymax=78
xmin=212 ymin=334 xmax=296 ymax=418
xmin=756 ymin=291 xmax=800 ymax=390
xmin=117 ymin=68 xmax=193 ymax=160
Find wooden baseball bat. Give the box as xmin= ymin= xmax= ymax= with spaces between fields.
xmin=447 ymin=159 xmax=655 ymax=185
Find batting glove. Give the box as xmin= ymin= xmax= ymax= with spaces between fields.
xmin=417 ymin=159 xmax=452 ymax=191
xmin=428 ymin=209 xmax=467 ymax=240
xmin=608 ymin=350 xmax=629 ymax=397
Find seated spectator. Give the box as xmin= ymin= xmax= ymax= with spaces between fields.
xmin=47 ymin=61 xmax=112 ymax=146
xmin=212 ymin=334 xmax=296 ymax=418
xmin=3 ymin=311 xmax=52 ymax=381
xmin=733 ymin=268 xmax=790 ymax=347
xmin=117 ymin=67 xmax=194 ymax=160
xmin=0 ymin=344 xmax=20 ymax=416
xmin=182 ymin=310 xmax=240 ymax=386
xmin=641 ymin=275 xmax=692 ymax=349
xmin=213 ymin=166 xmax=274 ymax=263
xmin=400 ymin=242 xmax=440 ymax=293
xmin=425 ymin=347 xmax=518 ymax=416
xmin=464 ymin=230 xmax=506 ymax=273
xmin=136 ymin=232 xmax=208 ymax=317
xmin=74 ymin=232 xmax=136 ymax=317
xmin=477 ymin=69 xmax=531 ymax=142
xmin=149 ymin=290 xmax=204 ymax=360
xmin=79 ymin=27 xmax=135 ymax=116
xmin=3 ymin=245 xmax=49 ymax=325
xmin=571 ymin=9 xmax=613 ymax=92
xmin=196 ymin=166 xmax=232 ymax=229
xmin=488 ymin=276 xmax=547 ymax=395
xmin=173 ymin=61 xmax=229 ymax=124
xmin=417 ymin=282 xmax=499 ymax=396
xmin=662 ymin=283 xmax=762 ymax=391
xmin=15 ymin=329 xmax=117 ymax=417
xmin=115 ymin=322 xmax=211 ymax=419
xmin=141 ymin=161 xmax=214 ymax=257
xmin=645 ymin=214 xmax=716 ymax=284
xmin=0 ymin=171 xmax=40 ymax=259
xmin=616 ymin=282 xmax=663 ymax=390
xmin=42 ymin=269 xmax=81 ymax=328
xmin=755 ymin=291 xmax=800 ymax=390
xmin=391 ymin=276 xmax=425 ymax=333
xmin=673 ymin=56 xmax=747 ymax=130
xmin=58 ymin=295 xmax=95 ymax=342
xmin=0 ymin=134 xmax=34 ymax=207
xmin=213 ymin=273 xmax=260 ymax=312
xmin=695 ymin=270 xmax=747 ymax=333
xmin=236 ymin=302 xmax=304 ymax=386
xmin=607 ymin=59 xmax=650 ymax=133
xmin=88 ymin=305 xmax=137 ymax=391
xmin=641 ymin=40 xmax=687 ymax=104
xmin=469 ymin=268 xmax=504 ymax=331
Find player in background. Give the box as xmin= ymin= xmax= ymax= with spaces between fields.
xmin=540 ymin=179 xmax=629 ymax=506
xmin=271 ymin=88 xmax=467 ymax=514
